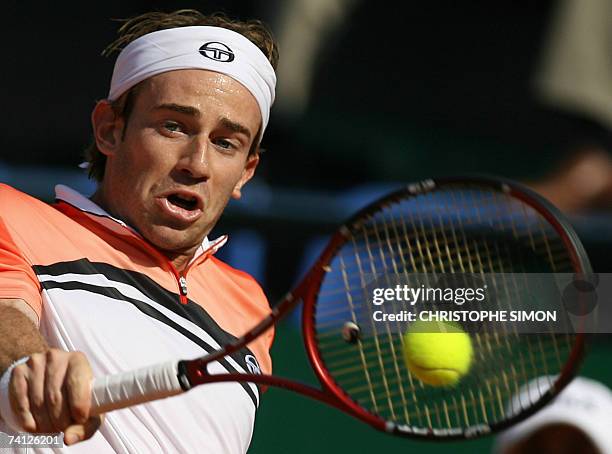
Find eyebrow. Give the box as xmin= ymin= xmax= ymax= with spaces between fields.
xmin=154 ymin=103 xmax=201 ymax=117
xmin=219 ymin=117 xmax=252 ymax=140
xmin=153 ymin=103 xmax=252 ymax=139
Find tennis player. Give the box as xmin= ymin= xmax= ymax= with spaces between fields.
xmin=0 ymin=9 xmax=277 ymax=453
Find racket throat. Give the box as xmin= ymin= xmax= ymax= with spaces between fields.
xmin=177 ymin=360 xmax=200 ymax=390
xmin=177 ymin=359 xmax=223 ymax=389
xmin=177 ymin=361 xmax=192 ymax=391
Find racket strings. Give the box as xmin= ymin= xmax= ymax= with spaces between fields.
xmin=312 ymin=222 xmax=571 ymax=298
xmin=313 ymin=184 xmax=577 ymax=431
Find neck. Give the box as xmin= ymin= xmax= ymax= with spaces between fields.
xmin=89 ymin=189 xmax=105 ymax=212
xmin=163 ymin=248 xmax=199 ymax=273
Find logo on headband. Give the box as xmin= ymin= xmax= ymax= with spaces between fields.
xmin=199 ymin=42 xmax=235 ymax=62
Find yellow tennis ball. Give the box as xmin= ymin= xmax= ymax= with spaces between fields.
xmin=402 ymin=320 xmax=473 ymax=387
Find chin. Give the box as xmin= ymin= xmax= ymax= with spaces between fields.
xmin=143 ymin=224 xmax=204 ymax=253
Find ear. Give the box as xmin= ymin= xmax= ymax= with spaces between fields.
xmin=232 ymin=153 xmax=260 ymax=199
xmin=91 ymin=100 xmax=125 ymax=157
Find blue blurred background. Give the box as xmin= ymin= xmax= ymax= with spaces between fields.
xmin=4 ymin=1 xmax=612 ymax=452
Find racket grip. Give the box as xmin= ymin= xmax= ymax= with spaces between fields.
xmin=91 ymin=360 xmax=184 ymax=415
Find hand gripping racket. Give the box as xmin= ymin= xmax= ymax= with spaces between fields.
xmin=90 ymin=176 xmax=592 ymax=440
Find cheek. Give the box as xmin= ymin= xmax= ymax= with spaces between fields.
xmin=215 ymin=160 xmax=248 ymax=190
xmin=119 ymin=134 xmax=177 ymax=188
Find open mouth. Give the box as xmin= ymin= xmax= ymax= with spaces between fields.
xmin=167 ymin=193 xmax=198 ymax=211
xmin=158 ymin=190 xmax=204 ymax=222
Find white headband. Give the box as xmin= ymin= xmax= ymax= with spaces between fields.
xmin=108 ymin=26 xmax=276 ymax=140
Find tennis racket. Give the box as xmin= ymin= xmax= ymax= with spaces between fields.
xmin=90 ymin=176 xmax=592 ymax=440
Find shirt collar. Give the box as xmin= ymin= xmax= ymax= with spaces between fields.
xmin=55 ymin=184 xmax=128 ymax=225
xmin=54 ymin=184 xmax=227 ymax=258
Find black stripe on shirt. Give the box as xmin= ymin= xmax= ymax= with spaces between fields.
xmin=40 ymin=279 xmax=259 ymax=409
xmin=34 ymin=259 xmax=263 ymax=379
xmin=35 ymin=261 xmax=263 ymax=408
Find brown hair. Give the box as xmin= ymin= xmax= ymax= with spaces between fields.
xmin=85 ymin=9 xmax=279 ymax=182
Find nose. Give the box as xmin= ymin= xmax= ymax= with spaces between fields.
xmin=175 ymin=137 xmax=210 ymax=181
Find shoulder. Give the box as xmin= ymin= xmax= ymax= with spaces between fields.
xmin=0 ymin=184 xmax=54 ymax=229
xmin=0 ymin=185 xmax=81 ymax=257
xmin=208 ymin=256 xmax=266 ymax=297
xmin=0 ymin=184 xmax=50 ymax=215
xmin=206 ymin=256 xmax=271 ymax=313
xmin=0 ymin=183 xmax=38 ymax=204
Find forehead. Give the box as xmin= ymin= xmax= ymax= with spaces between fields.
xmin=137 ymin=69 xmax=261 ymax=128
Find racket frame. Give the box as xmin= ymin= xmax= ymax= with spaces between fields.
xmin=171 ymin=176 xmax=591 ymax=439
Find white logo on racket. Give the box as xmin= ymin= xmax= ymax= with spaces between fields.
xmin=245 ymin=355 xmax=261 ymax=375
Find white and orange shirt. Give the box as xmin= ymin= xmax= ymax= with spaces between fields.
xmin=0 ymin=183 xmax=274 ymax=454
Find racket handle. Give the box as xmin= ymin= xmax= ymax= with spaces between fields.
xmin=91 ymin=360 xmax=184 ymax=415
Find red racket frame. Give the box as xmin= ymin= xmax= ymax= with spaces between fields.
xmin=177 ymin=176 xmax=590 ymax=440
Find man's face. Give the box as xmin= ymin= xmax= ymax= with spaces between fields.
xmin=95 ymin=69 xmax=261 ymax=262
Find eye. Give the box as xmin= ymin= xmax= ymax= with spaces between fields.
xmin=213 ymin=138 xmax=239 ymax=153
xmin=161 ymin=121 xmax=185 ymax=135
